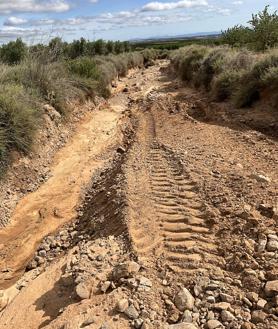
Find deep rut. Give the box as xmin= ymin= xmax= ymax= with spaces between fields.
xmin=126 ymin=108 xmax=224 ymax=276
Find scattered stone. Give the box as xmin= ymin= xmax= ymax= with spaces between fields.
xmin=265 ymin=280 xmax=278 ymax=296
xmin=206 ymin=296 xmax=215 ymax=304
xmin=134 ymin=318 xmax=144 ymax=328
xmin=168 ymin=324 xmax=198 ymax=329
xmin=112 ymin=261 xmax=140 ymax=280
xmin=75 ymin=282 xmax=91 ymax=299
xmin=123 ymin=87 xmax=129 ymax=93
xmin=266 ymin=239 xmax=278 ymax=252
xmin=213 ymin=302 xmax=230 ymax=311
xmin=221 ymin=310 xmax=235 ymax=322
xmin=174 ymin=288 xmax=195 ymax=311
xmin=124 ymin=304 xmax=139 ymax=320
xmin=220 ymin=293 xmax=234 ymax=303
xmin=206 ymin=320 xmax=223 ymax=329
xmin=100 ymin=281 xmax=111 ymax=293
xmin=138 ymin=277 xmax=152 ymax=291
xmin=243 ymin=297 xmax=252 ymax=307
xmin=246 ymin=292 xmax=258 ymax=303
xmin=257 ymin=299 xmax=267 ymax=309
xmin=250 ymin=174 xmax=271 ymax=183
xmin=182 ymin=310 xmax=193 ymax=323
xmin=116 ymin=298 xmax=129 ymax=313
xmin=251 ymin=310 xmax=267 ymax=324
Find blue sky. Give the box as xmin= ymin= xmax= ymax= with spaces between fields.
xmin=0 ymin=0 xmax=276 ymax=43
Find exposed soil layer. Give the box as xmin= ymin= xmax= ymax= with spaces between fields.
xmin=0 ymin=61 xmax=277 ymax=329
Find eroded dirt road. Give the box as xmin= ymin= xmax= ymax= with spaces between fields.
xmin=0 ymin=61 xmax=277 ymax=329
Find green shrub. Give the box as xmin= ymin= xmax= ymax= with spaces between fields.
xmin=195 ymin=48 xmax=227 ymax=88
xmin=221 ymin=6 xmax=278 ymax=51
xmin=211 ymin=70 xmax=243 ymax=101
xmin=67 ymin=57 xmax=100 ymax=79
xmin=178 ymin=46 xmax=208 ymax=81
xmin=0 ymin=38 xmax=27 ymax=65
xmin=233 ymin=53 xmax=278 ymax=107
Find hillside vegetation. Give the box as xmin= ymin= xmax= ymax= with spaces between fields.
xmin=0 ymin=47 xmax=158 ymax=173
xmin=170 ymin=7 xmax=278 ymax=110
xmin=171 ymin=46 xmax=278 ymax=107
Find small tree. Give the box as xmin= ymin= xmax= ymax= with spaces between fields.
xmin=0 ymin=38 xmax=27 ymax=64
xmin=94 ymin=39 xmax=106 ymax=55
xmin=249 ymin=5 xmax=278 ymax=50
xmin=221 ymin=25 xmax=252 ymax=46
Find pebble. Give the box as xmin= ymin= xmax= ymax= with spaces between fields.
xmin=174 ymin=288 xmax=195 ymax=311
xmin=221 ymin=310 xmax=235 ymax=322
xmin=206 ymin=296 xmax=215 ymax=304
xmin=257 ymin=299 xmax=267 ymax=309
xmin=251 ymin=174 xmax=271 ymax=183
xmin=75 ymin=282 xmax=91 ymax=299
xmin=220 ymin=293 xmax=234 ymax=303
xmin=182 ymin=310 xmax=193 ymax=323
xmin=251 ymin=310 xmax=267 ymax=324
xmin=213 ymin=302 xmax=230 ymax=311
xmin=100 ymin=281 xmax=111 ymax=293
xmin=245 ymin=292 xmax=258 ymax=303
xmin=265 ymin=280 xmax=278 ymax=296
xmin=168 ymin=324 xmax=198 ymax=329
xmin=124 ymin=304 xmax=139 ymax=319
xmin=112 ymin=261 xmax=140 ymax=280
xmin=266 ymin=240 xmax=278 ymax=252
xmin=206 ymin=319 xmax=223 ymax=329
xmin=116 ymin=298 xmax=129 ymax=313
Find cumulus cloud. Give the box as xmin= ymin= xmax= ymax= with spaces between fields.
xmin=4 ymin=16 xmax=28 ymax=26
xmin=142 ymin=0 xmax=208 ymax=11
xmin=0 ymin=0 xmax=70 ymax=14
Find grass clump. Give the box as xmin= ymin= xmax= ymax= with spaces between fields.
xmin=0 ymin=84 xmax=40 ymax=169
xmin=171 ymin=45 xmax=278 ymax=108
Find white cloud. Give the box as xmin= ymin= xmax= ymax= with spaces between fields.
xmin=0 ymin=0 xmax=70 ymax=14
xmin=142 ymin=0 xmax=208 ymax=11
xmin=232 ymin=1 xmax=243 ymax=5
xmin=90 ymin=0 xmax=99 ymax=3
xmin=4 ymin=16 xmax=28 ymax=26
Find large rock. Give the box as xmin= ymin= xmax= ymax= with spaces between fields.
xmin=265 ymin=280 xmax=278 ymax=296
xmin=174 ymin=288 xmax=195 ymax=311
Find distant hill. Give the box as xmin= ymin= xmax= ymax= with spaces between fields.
xmin=130 ymin=32 xmax=221 ymax=43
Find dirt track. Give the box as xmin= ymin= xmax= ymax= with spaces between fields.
xmin=0 ymin=61 xmax=277 ymax=329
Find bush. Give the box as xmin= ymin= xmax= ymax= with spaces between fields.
xmin=178 ymin=46 xmax=208 ymax=81
xmin=67 ymin=57 xmax=100 ymax=79
xmin=171 ymin=45 xmax=278 ymax=108
xmin=0 ymin=38 xmax=27 ymax=65
xmin=211 ymin=70 xmax=243 ymax=101
xmin=233 ymin=53 xmax=278 ymax=107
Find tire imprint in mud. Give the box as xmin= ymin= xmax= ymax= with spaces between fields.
xmin=127 ymin=108 xmax=224 ymax=275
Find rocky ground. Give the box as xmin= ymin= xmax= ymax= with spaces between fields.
xmin=0 ymin=61 xmax=277 ymax=329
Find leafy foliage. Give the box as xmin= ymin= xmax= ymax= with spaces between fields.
xmin=222 ymin=6 xmax=278 ymax=51
xmin=0 ymin=38 xmax=27 ymax=64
